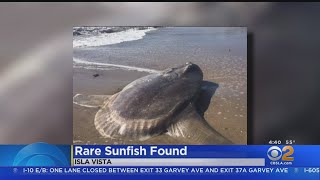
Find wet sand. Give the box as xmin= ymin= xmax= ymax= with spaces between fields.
xmin=73 ymin=27 xmax=247 ymax=144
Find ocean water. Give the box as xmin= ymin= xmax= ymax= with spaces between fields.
xmin=73 ymin=26 xmax=159 ymax=72
xmin=73 ymin=27 xmax=246 ymax=72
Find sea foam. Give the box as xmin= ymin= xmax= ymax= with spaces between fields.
xmin=73 ymin=58 xmax=159 ymax=74
xmin=73 ymin=27 xmax=156 ymax=48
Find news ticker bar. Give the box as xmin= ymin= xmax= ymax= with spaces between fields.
xmin=1 ymin=167 xmax=320 ymax=178
xmin=73 ymin=158 xmax=265 ymax=166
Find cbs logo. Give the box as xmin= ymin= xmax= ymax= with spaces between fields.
xmin=267 ymin=146 xmax=294 ymax=161
xmin=13 ymin=142 xmax=69 ymax=166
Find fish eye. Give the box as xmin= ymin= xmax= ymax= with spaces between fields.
xmin=163 ymin=68 xmax=174 ymax=74
xmin=165 ymin=72 xmax=178 ymax=79
xmin=163 ymin=69 xmax=178 ymax=79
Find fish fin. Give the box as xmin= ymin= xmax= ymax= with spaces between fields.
xmin=194 ymin=81 xmax=219 ymax=116
xmin=73 ymin=94 xmax=110 ymax=108
xmin=167 ymin=104 xmax=233 ymax=144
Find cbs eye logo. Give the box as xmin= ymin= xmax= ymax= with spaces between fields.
xmin=13 ymin=142 xmax=69 ymax=166
xmin=267 ymin=146 xmax=294 ymax=161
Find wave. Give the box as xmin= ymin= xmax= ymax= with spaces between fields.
xmin=73 ymin=58 xmax=159 ymax=74
xmin=73 ymin=27 xmax=157 ymax=48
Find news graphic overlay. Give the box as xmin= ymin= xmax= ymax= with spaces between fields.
xmin=72 ymin=145 xmax=263 ymax=167
xmin=0 ymin=144 xmax=320 ymax=179
xmin=64 ymin=145 xmax=319 ymax=178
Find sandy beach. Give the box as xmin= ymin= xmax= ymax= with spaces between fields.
xmin=73 ymin=27 xmax=247 ymax=144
